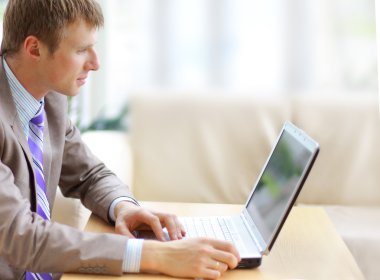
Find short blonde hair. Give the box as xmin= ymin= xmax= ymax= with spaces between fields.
xmin=1 ymin=0 xmax=104 ymax=55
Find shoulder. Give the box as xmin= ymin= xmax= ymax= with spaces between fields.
xmin=0 ymin=115 xmax=4 ymax=145
xmin=43 ymin=92 xmax=71 ymax=138
xmin=0 ymin=106 xmax=7 ymax=147
xmin=44 ymin=92 xmax=68 ymax=119
xmin=45 ymin=92 xmax=68 ymax=110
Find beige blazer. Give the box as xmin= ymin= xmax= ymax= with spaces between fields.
xmin=0 ymin=59 xmax=135 ymax=279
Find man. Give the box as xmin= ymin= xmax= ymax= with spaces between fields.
xmin=0 ymin=0 xmax=240 ymax=279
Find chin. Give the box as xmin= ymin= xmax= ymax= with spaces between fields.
xmin=68 ymin=87 xmax=82 ymax=96
xmin=70 ymin=91 xmax=81 ymax=96
xmin=56 ymin=84 xmax=82 ymax=96
xmin=58 ymin=90 xmax=80 ymax=97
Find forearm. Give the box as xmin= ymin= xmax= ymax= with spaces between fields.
xmin=0 ymin=198 xmax=126 ymax=274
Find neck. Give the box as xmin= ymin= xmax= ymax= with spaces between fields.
xmin=5 ymin=55 xmax=47 ymax=100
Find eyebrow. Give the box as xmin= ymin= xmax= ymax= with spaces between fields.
xmin=77 ymin=42 xmax=97 ymax=50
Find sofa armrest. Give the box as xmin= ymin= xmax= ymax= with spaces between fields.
xmin=51 ymin=188 xmax=91 ymax=229
xmin=81 ymin=130 xmax=134 ymax=189
xmin=51 ymin=130 xmax=133 ymax=229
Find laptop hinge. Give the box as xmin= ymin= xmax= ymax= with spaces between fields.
xmin=241 ymin=209 xmax=268 ymax=254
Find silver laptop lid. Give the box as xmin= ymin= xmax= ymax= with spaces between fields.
xmin=244 ymin=121 xmax=319 ymax=254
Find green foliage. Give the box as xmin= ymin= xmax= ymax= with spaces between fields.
xmin=83 ymin=104 xmax=129 ymax=132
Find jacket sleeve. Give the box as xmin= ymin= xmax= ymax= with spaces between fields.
xmin=0 ymin=120 xmax=127 ymax=276
xmin=58 ymin=117 xmax=136 ymax=223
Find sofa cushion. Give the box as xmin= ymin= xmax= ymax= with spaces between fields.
xmin=130 ymin=93 xmax=380 ymax=206
xmin=130 ymin=94 xmax=290 ymax=203
xmin=294 ymin=94 xmax=380 ymax=206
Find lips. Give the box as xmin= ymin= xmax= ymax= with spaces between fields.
xmin=77 ymin=76 xmax=87 ymax=85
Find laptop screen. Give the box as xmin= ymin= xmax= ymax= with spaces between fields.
xmin=245 ymin=126 xmax=315 ymax=245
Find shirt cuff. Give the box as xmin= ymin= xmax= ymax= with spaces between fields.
xmin=108 ymin=196 xmax=140 ymax=222
xmin=123 ymin=239 xmax=144 ymax=273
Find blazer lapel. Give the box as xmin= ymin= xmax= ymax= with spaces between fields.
xmin=0 ymin=58 xmax=37 ymax=208
xmin=43 ymin=112 xmax=53 ymax=206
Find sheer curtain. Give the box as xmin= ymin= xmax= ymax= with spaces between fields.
xmin=0 ymin=0 xmax=376 ymax=126
xmin=376 ymin=0 xmax=380 ymax=118
xmin=90 ymin=0 xmax=377 ymax=123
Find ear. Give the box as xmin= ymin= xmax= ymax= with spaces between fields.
xmin=23 ymin=35 xmax=43 ymax=59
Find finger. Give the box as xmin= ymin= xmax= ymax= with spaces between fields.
xmin=154 ymin=212 xmax=185 ymax=240
xmin=199 ymin=267 xmax=221 ymax=280
xmin=160 ymin=214 xmax=178 ymax=240
xmin=167 ymin=215 xmax=185 ymax=239
xmin=212 ymin=260 xmax=228 ymax=273
xmin=144 ymin=213 xmax=166 ymax=241
xmin=180 ymin=223 xmax=186 ymax=237
xmin=218 ymin=262 xmax=228 ymax=273
xmin=211 ymin=249 xmax=239 ymax=269
xmin=208 ymin=239 xmax=241 ymax=262
xmin=114 ymin=218 xmax=136 ymax=238
xmin=174 ymin=216 xmax=186 ymax=239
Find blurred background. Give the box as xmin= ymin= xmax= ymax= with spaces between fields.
xmin=0 ymin=0 xmax=378 ymax=129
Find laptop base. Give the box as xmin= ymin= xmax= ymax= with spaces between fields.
xmin=238 ymin=257 xmax=262 ymax=268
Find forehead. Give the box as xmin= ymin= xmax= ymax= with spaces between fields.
xmin=60 ymin=19 xmax=98 ymax=47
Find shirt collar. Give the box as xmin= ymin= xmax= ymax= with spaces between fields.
xmin=2 ymin=57 xmax=44 ymax=137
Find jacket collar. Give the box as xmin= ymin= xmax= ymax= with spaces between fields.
xmin=0 ymin=58 xmax=32 ymax=162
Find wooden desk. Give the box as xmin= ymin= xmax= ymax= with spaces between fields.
xmin=62 ymin=202 xmax=364 ymax=280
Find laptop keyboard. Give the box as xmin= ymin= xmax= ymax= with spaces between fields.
xmin=180 ymin=216 xmax=247 ymax=253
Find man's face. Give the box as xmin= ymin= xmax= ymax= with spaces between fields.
xmin=38 ymin=19 xmax=99 ymax=97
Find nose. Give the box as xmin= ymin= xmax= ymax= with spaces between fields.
xmin=86 ymin=47 xmax=100 ymax=71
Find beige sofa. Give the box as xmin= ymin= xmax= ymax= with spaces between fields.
xmin=52 ymin=93 xmax=380 ymax=280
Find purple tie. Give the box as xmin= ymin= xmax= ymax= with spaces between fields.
xmin=25 ymin=104 xmax=52 ymax=280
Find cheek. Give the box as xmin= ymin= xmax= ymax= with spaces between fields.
xmin=50 ymin=59 xmax=82 ymax=82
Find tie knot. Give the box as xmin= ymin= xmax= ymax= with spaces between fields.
xmin=31 ymin=103 xmax=44 ymax=127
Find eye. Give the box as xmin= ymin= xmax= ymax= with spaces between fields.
xmin=77 ymin=48 xmax=87 ymax=54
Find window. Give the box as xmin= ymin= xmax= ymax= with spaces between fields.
xmin=91 ymin=0 xmax=377 ymax=123
xmin=0 ymin=0 xmax=377 ymax=126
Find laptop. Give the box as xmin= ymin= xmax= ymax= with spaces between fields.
xmin=139 ymin=121 xmax=319 ymax=268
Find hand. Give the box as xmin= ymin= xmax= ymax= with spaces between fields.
xmin=114 ymin=201 xmax=185 ymax=241
xmin=140 ymin=237 xmax=241 ymax=279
